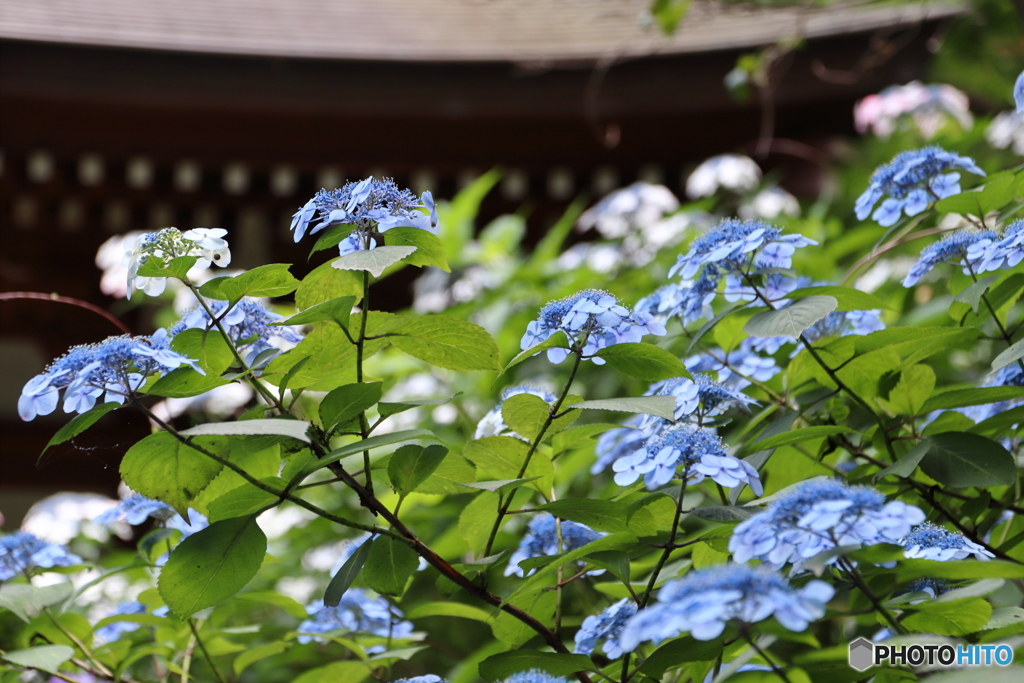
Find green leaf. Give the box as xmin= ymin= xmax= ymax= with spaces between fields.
xmin=319 ymin=382 xmax=382 ymax=431
xmin=293 ymin=661 xmax=370 ymax=683
xmin=378 ymin=392 xmax=460 ymax=418
xmin=639 ymin=637 xmax=725 ymax=678
xmin=415 ymin=453 xmax=477 ymax=495
xmin=1 ymin=645 xmax=75 ymax=674
xmin=181 ymin=419 xmax=311 ymax=443
xmin=979 ymin=172 xmax=1019 ymax=213
xmin=332 ymin=246 xmax=417 ymax=278
xmin=501 ymin=393 xmax=551 ymax=440
xmin=324 ymin=537 xmax=371 ymax=607
xmin=383 ymin=227 xmax=450 ymax=272
xmin=158 ymin=516 xmax=267 ymax=618
xmin=981 ymin=606 xmax=1024 ymax=631
xmin=596 ymin=342 xmax=691 ymax=381
xmin=855 ymin=327 xmax=981 ymax=364
xmin=551 ymin=423 xmax=622 ymax=455
xmin=459 ymin=491 xmax=500 ymax=554
xmin=490 ymin=590 xmax=557 ymax=649
xmin=511 ymin=533 xmax=638 ymax=601
xmin=786 ymin=286 xmax=892 ymax=311
xmin=970 ymin=405 xmax=1024 ymax=437
xmin=935 ymin=191 xmax=983 ymax=216
xmin=650 ymin=0 xmax=691 ymax=33
xmin=585 ymin=550 xmax=631 ymax=584
xmin=747 ymin=426 xmax=853 ymax=452
xmin=406 ymin=601 xmax=492 ymax=622
xmin=219 ymin=264 xmax=299 ymax=301
xmin=479 ymin=651 xmax=595 ymax=681
xmin=899 ymin=558 xmax=1024 ymax=581
xmin=903 ymin=598 xmax=993 ymax=636
xmin=744 ymin=296 xmax=838 ymax=338
xmin=305 ymin=429 xmax=438 ymax=475
xmin=882 ymin=364 xmax=935 ymax=416
xmin=688 ymin=305 xmax=743 ymax=353
xmin=919 ymin=432 xmax=1017 ymax=488
xmin=500 ymin=331 xmax=570 ymax=376
xmin=0 ymin=583 xmax=73 ymax=623
xmin=689 ymin=506 xmax=756 ymax=522
xmin=309 ymin=224 xmax=356 ymax=256
xmin=295 ymin=260 xmax=363 ymax=309
xmin=457 ymin=476 xmax=541 ymax=494
xmin=277 ymin=296 xmax=355 ymax=332
xmin=233 ymin=642 xmax=290 ymax=676
xmin=147 ymin=367 xmax=231 ymax=398
xmin=992 ymin=338 xmax=1024 ymax=373
xmin=388 ymin=444 xmax=449 ymax=497
xmin=363 ymin=536 xmax=418 ymax=596
xmin=954 ymin=275 xmax=1002 ymax=314
xmin=170 ymin=328 xmax=234 ymax=375
xmin=390 ymin=315 xmax=501 ymax=371
xmin=120 ymin=431 xmax=224 ymax=520
xmin=921 ymin=385 xmax=1024 ymax=413
xmin=234 ymin=590 xmax=308 ymax=619
xmin=463 ymin=436 xmax=553 ymax=494
xmin=42 ymin=402 xmax=119 ymax=454
xmin=572 ymin=396 xmax=676 ymax=420
xmin=534 ymin=498 xmax=630 ymax=533
xmin=137 ymin=255 xmax=197 ymax=280
xmin=872 ymin=441 xmax=929 ymax=483
xmin=207 ymin=480 xmax=281 ymax=522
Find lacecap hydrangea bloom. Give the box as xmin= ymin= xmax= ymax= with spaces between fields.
xmin=574 ymin=598 xmax=637 ymax=658
xmin=499 ymin=672 xmax=568 ymax=683
xmin=900 ymin=523 xmax=994 ymax=562
xmin=520 ymin=289 xmax=665 ymax=364
xmin=975 ymin=218 xmax=1024 ymax=273
xmin=19 ymin=330 xmax=202 ymax=420
xmin=0 ymin=531 xmax=82 ymax=580
xmin=685 ymin=154 xmax=762 ymax=199
xmin=475 ymin=385 xmax=557 ymax=440
xmin=296 ymin=589 xmax=413 ymax=650
xmin=290 ymin=177 xmax=437 ymax=255
xmin=902 ymin=228 xmax=999 ymax=287
xmin=684 ymin=346 xmax=780 ymax=391
xmin=577 ymin=182 xmax=680 ymax=239
xmin=618 ymin=564 xmax=834 ymax=648
xmin=93 ymin=494 xmax=172 ymax=527
xmin=392 ymin=677 xmax=448 ymax=683
xmin=729 ymin=479 xmax=925 ymax=572
xmin=169 ymin=299 xmax=303 ymax=366
xmin=506 ymin=514 xmax=604 ymax=577
xmin=612 ymin=423 xmax=762 ymax=493
xmin=123 ymin=227 xmax=232 ymax=299
xmin=855 ymin=146 xmax=985 ymax=227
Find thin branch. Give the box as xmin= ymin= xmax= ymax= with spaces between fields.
xmin=0 ymin=291 xmax=131 ymax=335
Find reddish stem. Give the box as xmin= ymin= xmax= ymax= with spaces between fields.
xmin=0 ymin=291 xmax=131 ymax=335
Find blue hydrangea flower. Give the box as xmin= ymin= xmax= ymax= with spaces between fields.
xmin=612 ymin=424 xmax=762 ymax=494
xmin=902 ymin=228 xmax=999 ymax=286
xmin=506 ymin=514 xmax=605 ymax=577
xmin=392 ymin=677 xmax=447 ymax=683
xmin=957 ymin=364 xmax=1023 ymax=428
xmin=170 ymin=299 xmax=303 ymax=367
xmin=290 ymin=178 xmax=437 ymax=254
xmin=1015 ymin=70 xmax=1024 ymax=113
xmin=618 ymin=564 xmax=834 ymax=648
xmin=899 ymin=577 xmax=947 ymax=600
xmin=19 ymin=330 xmax=202 ymax=421
xmin=297 ymin=589 xmax=413 ymax=650
xmin=592 ymin=416 xmax=646 ymax=475
xmin=0 ymin=531 xmax=83 ymax=580
xmin=729 ymin=479 xmax=925 ymax=572
xmin=165 ymin=510 xmax=209 ymax=541
xmin=499 ymin=672 xmax=569 ymax=683
xmin=94 ymin=494 xmax=172 ymax=527
xmin=95 ymin=601 xmax=147 ymax=642
xmin=976 ymin=219 xmax=1024 ymax=273
xmin=475 ymin=385 xmax=558 ymax=440
xmin=855 ymin=147 xmax=985 ymax=227
xmin=684 ymin=347 xmax=780 ymax=390
xmin=574 ymin=598 xmax=637 ymax=658
xmin=634 ymin=283 xmax=689 ymax=322
xmin=520 ymin=290 xmax=666 ymax=364
xmin=900 ymin=523 xmax=994 ymax=562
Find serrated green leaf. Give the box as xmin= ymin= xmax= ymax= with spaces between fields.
xmin=415 ymin=453 xmax=477 ymax=495
xmin=363 ymin=536 xmax=419 ymax=596
xmin=158 ymin=516 xmax=267 ymax=618
xmin=479 ymin=651 xmax=595 ymax=681
xmin=170 ymin=328 xmax=234 ymax=375
xmin=137 ymin=255 xmax=198 ymax=280
xmin=572 ymin=396 xmax=675 ymax=420
xmin=489 ymin=590 xmax=557 ymax=649
xmin=786 ymin=286 xmax=892 ymax=311
xmin=42 ymin=401 xmax=119 ymax=455
xmin=954 ymin=275 xmax=1002 ymax=314
xmin=295 ymin=260 xmax=363 ymax=310
xmin=0 ymin=583 xmax=73 ymax=623
xmin=388 ymin=444 xmax=449 ymax=497
xmin=378 ymin=392 xmax=460 ymax=418
xmin=405 ymin=601 xmax=492 ymax=622
xmin=277 ymin=296 xmax=356 ymax=332
xmin=147 ymin=367 xmax=232 ymax=398
xmin=596 ymin=342 xmax=691 ymax=381
xmin=935 ymin=191 xmax=983 ymax=215
xmin=638 ymin=636 xmax=725 ymax=678
xmin=883 ymin=364 xmax=935 ymax=416
xmin=535 ymin=498 xmax=630 ymax=532
xmin=120 ymin=431 xmax=224 ymax=520
xmin=324 ymin=537 xmax=371 ymax=607
xmin=383 ymin=227 xmax=450 ymax=272
xmin=218 ymin=264 xmax=299 ymax=301
xmin=463 ymin=436 xmax=553 ymax=494
xmin=1 ymin=645 xmax=75 ymax=674
xmin=919 ymin=432 xmax=1017 ymax=488
xmin=332 ymin=246 xmax=417 ymax=278
xmin=319 ymin=382 xmax=382 ymax=431
xmin=501 ymin=393 xmax=550 ymax=441
xmin=234 ymin=590 xmax=308 ymax=619
xmin=872 ymin=441 xmax=929 ymax=483
xmin=979 ymin=172 xmax=1018 ymax=213
xmin=458 ymin=491 xmax=500 ymax=554
xmin=903 ymin=598 xmax=992 ymax=636
xmin=207 ymin=480 xmax=281 ymax=522
xmin=744 ymin=296 xmax=837 ymax=338
xmin=390 ymin=315 xmax=501 ymax=371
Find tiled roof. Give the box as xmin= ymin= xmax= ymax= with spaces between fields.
xmin=0 ymin=0 xmax=962 ymax=62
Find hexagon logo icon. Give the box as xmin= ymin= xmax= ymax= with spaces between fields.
xmin=849 ymin=637 xmax=874 ymax=672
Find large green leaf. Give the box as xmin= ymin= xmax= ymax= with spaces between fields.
xmin=295 ymin=260 xmax=363 ymax=309
xmin=218 ymin=264 xmax=299 ymax=301
xmin=42 ymin=401 xmax=119 ymax=455
xmin=181 ymin=419 xmax=312 ymax=443
xmin=1 ymin=645 xmax=75 ymax=674
xmin=147 ymin=367 xmax=232 ymax=398
xmin=572 ymin=396 xmax=676 ymax=420
xmin=501 ymin=331 xmax=571 ymax=376
xmin=463 ymin=436 xmax=553 ymax=494
xmin=319 ymin=382 xmax=382 ymax=431
xmin=383 ymin=227 xmax=450 ymax=272
xmin=872 ymin=441 xmax=929 ymax=483
xmin=332 ymin=246 xmax=417 ymax=278
xmin=0 ymin=583 xmax=73 ymax=623
xmin=991 ymin=338 xmax=1024 ymax=373
xmin=389 ymin=315 xmax=501 ymax=371
xmin=786 ymin=286 xmax=891 ymax=311
xmin=158 ymin=516 xmax=267 ymax=618
xmin=489 ymin=590 xmax=557 ymax=649
xmin=170 ymin=328 xmax=234 ymax=375
xmin=501 ymin=393 xmax=551 ymax=441
xmin=324 ymin=538 xmax=371 ymax=607
xmin=277 ymin=296 xmax=356 ymax=332
xmin=120 ymin=431 xmax=225 ymax=520
xmin=919 ymin=432 xmax=1017 ymax=488
xmin=954 ymin=274 xmax=1002 ymax=314
xmin=534 ymin=498 xmax=630 ymax=533
xmin=405 ymin=601 xmax=492 ymax=622
xmin=903 ymin=598 xmax=992 ymax=636
xmin=921 ymin=385 xmax=1024 ymax=413
xmin=388 ymin=444 xmax=449 ymax=497
xmin=744 ymin=296 xmax=838 ymax=338
xmin=363 ymin=536 xmax=418 ymax=596
xmin=638 ymin=636 xmax=725 ymax=678
xmin=137 ymin=254 xmax=197 ymax=280
xmin=747 ymin=426 xmax=853 ymax=452
xmin=479 ymin=651 xmax=595 ymax=681
xmin=880 ymin=364 xmax=935 ymax=416
xmin=595 ymin=343 xmax=691 ymax=381
xmin=415 ymin=454 xmax=477 ymax=495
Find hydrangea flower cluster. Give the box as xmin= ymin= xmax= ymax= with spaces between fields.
xmin=729 ymin=479 xmax=925 ymax=571
xmin=0 ymin=531 xmax=82 ymax=580
xmin=612 ymin=424 xmax=762 ymax=493
xmin=685 ymin=154 xmax=762 ymax=199
xmin=123 ymin=228 xmax=232 ymax=299
xmin=855 ymin=146 xmax=985 ymax=227
xmin=618 ymin=564 xmax=834 ymax=648
xmin=902 ymin=228 xmax=999 ymax=286
xmin=290 ymin=177 xmax=437 ymax=255
xmin=506 ymin=514 xmax=604 ymax=577
xmin=93 ymin=494 xmax=173 ymax=527
xmin=475 ymin=385 xmax=557 ymax=440
xmin=169 ymin=299 xmax=304 ymax=366
xmin=392 ymin=677 xmax=447 ymax=683
xmin=499 ymin=672 xmax=568 ymax=683
xmin=900 ymin=523 xmax=994 ymax=561
xmin=94 ymin=601 xmax=147 ymax=642
xmin=573 ymin=598 xmax=637 ymax=658
xmin=684 ymin=346 xmax=780 ymax=390
xmin=19 ymin=331 xmax=202 ymax=421
xmin=520 ymin=289 xmax=665 ymax=364
xmin=577 ymin=182 xmax=680 ymax=239
xmin=974 ymin=218 xmax=1024 ymax=273
xmin=296 ymin=589 xmax=413 ymax=649
xmin=958 ymin=364 xmax=1023 ymax=430
xmin=986 ymin=111 xmax=1024 ymax=156
xmin=854 ymin=81 xmax=973 ymax=139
